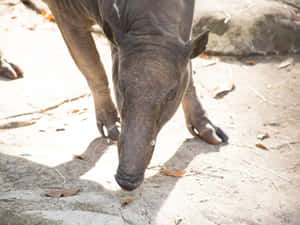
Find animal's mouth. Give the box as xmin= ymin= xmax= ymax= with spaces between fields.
xmin=115 ymin=167 xmax=144 ymax=191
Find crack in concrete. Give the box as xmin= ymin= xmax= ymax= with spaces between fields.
xmin=3 ymin=93 xmax=91 ymax=120
xmin=0 ymin=120 xmax=37 ymax=129
xmin=120 ymin=211 xmax=136 ymax=225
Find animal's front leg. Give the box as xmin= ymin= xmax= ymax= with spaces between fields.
xmin=51 ymin=16 xmax=119 ymax=140
xmin=182 ymin=74 xmax=228 ymax=144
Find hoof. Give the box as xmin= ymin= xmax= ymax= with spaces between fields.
xmin=187 ymin=121 xmax=228 ymax=145
xmin=97 ymin=121 xmax=120 ymax=141
xmin=0 ymin=59 xmax=23 ymax=80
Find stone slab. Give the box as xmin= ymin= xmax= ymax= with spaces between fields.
xmin=193 ymin=0 xmax=300 ymax=55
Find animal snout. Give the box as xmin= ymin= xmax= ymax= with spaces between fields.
xmin=115 ymin=167 xmax=144 ymax=191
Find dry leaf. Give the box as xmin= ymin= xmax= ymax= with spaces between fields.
xmin=212 ymin=85 xmax=220 ymax=92
xmin=278 ymin=58 xmax=293 ymax=69
xmin=257 ymin=133 xmax=270 ymax=140
xmin=174 ymin=170 xmax=186 ymax=177
xmin=56 ymin=128 xmax=65 ymax=132
xmin=72 ymin=154 xmax=86 ymax=160
xmin=78 ymin=108 xmax=88 ymax=115
xmin=47 ymin=14 xmax=54 ymax=21
xmin=45 ymin=188 xmax=79 ymax=198
xmin=160 ymin=169 xmax=186 ymax=177
xmin=245 ymin=60 xmax=256 ymax=65
xmin=201 ymin=58 xmax=218 ymax=67
xmin=28 ymin=24 xmax=37 ymax=31
xmin=256 ymin=143 xmax=269 ymax=150
xmin=42 ymin=10 xmax=48 ymax=17
xmin=199 ymin=53 xmax=210 ymax=59
xmin=212 ymin=81 xmax=235 ymax=98
xmin=72 ymin=109 xmax=80 ymax=113
xmin=42 ymin=10 xmax=55 ymax=21
xmin=122 ymin=198 xmax=133 ymax=207
xmin=264 ymin=122 xmax=280 ymax=127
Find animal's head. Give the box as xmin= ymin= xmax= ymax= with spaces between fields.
xmin=109 ymin=27 xmax=210 ymax=190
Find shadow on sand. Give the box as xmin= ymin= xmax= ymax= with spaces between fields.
xmin=0 ymin=135 xmax=224 ymax=224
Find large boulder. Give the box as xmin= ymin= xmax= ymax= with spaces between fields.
xmin=193 ymin=0 xmax=300 ymax=55
xmin=11 ymin=0 xmax=300 ymax=56
xmin=276 ymin=0 xmax=300 ymax=8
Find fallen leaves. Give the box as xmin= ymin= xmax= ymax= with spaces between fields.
xmin=278 ymin=58 xmax=294 ymax=69
xmin=245 ymin=60 xmax=256 ymax=66
xmin=55 ymin=128 xmax=65 ymax=132
xmin=199 ymin=53 xmax=210 ymax=59
xmin=45 ymin=188 xmax=79 ymax=198
xmin=211 ymin=81 xmax=235 ymax=98
xmin=42 ymin=10 xmax=54 ymax=21
xmin=72 ymin=154 xmax=86 ymax=160
xmin=69 ymin=108 xmax=88 ymax=115
xmin=255 ymin=132 xmax=270 ymax=150
xmin=202 ymin=58 xmax=219 ymax=67
xmin=122 ymin=198 xmax=133 ymax=207
xmin=27 ymin=24 xmax=38 ymax=31
xmin=72 ymin=109 xmax=80 ymax=113
xmin=160 ymin=169 xmax=186 ymax=177
xmin=264 ymin=122 xmax=280 ymax=127
xmin=255 ymin=143 xmax=269 ymax=150
xmin=257 ymin=132 xmax=270 ymax=140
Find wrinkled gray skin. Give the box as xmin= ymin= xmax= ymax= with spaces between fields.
xmin=43 ymin=0 xmax=228 ymax=191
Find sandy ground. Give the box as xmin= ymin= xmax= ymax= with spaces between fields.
xmin=0 ymin=2 xmax=300 ymax=225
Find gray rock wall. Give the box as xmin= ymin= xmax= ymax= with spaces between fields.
xmin=193 ymin=0 xmax=300 ymax=55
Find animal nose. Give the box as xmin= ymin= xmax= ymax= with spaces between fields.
xmin=115 ymin=167 xmax=144 ymax=191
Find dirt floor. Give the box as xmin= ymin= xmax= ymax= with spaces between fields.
xmin=0 ymin=2 xmax=300 ymax=225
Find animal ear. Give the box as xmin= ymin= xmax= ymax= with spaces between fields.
xmin=185 ymin=30 xmax=210 ymax=59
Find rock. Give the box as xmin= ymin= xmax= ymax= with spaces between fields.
xmin=276 ymin=0 xmax=300 ymax=9
xmin=193 ymin=0 xmax=300 ymax=56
